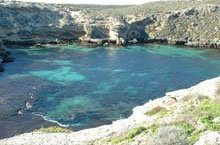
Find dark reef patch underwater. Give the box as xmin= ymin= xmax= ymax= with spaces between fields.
xmin=1 ymin=44 xmax=220 ymax=138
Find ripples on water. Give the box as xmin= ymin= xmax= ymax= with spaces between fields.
xmin=1 ymin=44 xmax=220 ymax=129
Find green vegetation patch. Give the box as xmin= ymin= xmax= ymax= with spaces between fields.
xmin=102 ymin=97 xmax=220 ymax=145
xmin=127 ymin=127 xmax=146 ymax=139
xmin=35 ymin=126 xmax=73 ymax=133
xmin=184 ymin=98 xmax=220 ymax=120
xmin=105 ymin=127 xmax=146 ymax=144
xmin=147 ymin=124 xmax=159 ymax=134
xmin=173 ymin=121 xmax=200 ymax=145
xmin=145 ymin=106 xmax=167 ymax=116
xmin=198 ymin=99 xmax=220 ymax=131
xmin=199 ymin=99 xmax=220 ymax=120
xmin=185 ymin=98 xmax=220 ymax=131
xmin=174 ymin=98 xmax=220 ymax=144
xmin=175 ymin=122 xmax=194 ymax=136
xmin=148 ymin=125 xmax=189 ymax=145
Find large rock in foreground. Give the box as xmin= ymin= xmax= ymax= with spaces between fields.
xmin=194 ymin=132 xmax=220 ymax=145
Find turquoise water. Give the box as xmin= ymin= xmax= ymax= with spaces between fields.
xmin=1 ymin=44 xmax=220 ymax=129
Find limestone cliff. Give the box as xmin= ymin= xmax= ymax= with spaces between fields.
xmin=0 ymin=2 xmax=85 ymax=44
xmin=1 ymin=0 xmax=220 ymax=48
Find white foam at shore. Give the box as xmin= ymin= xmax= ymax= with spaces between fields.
xmin=32 ymin=112 xmax=82 ymax=128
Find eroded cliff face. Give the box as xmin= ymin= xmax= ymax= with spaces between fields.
xmin=1 ymin=1 xmax=220 ymax=48
xmin=145 ymin=5 xmax=220 ymax=48
xmin=0 ymin=2 xmax=85 ymax=44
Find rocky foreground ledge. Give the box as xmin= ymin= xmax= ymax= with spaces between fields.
xmin=1 ymin=77 xmax=220 ymax=145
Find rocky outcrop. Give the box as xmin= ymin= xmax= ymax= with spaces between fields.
xmin=145 ymin=5 xmax=220 ymax=48
xmin=0 ymin=2 xmax=85 ymax=45
xmin=194 ymin=132 xmax=220 ymax=145
xmin=1 ymin=77 xmax=220 ymax=145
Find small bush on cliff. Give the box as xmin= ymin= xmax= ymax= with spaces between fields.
xmin=145 ymin=106 xmax=167 ymax=116
xmin=148 ymin=124 xmax=159 ymax=134
xmin=186 ymin=98 xmax=220 ymax=131
xmin=178 ymin=98 xmax=220 ymax=144
xmin=199 ymin=98 xmax=220 ymax=118
xmin=35 ymin=126 xmax=73 ymax=133
xmin=147 ymin=125 xmax=189 ymax=145
xmin=175 ymin=122 xmax=194 ymax=136
xmin=106 ymin=127 xmax=146 ymax=144
xmin=127 ymin=127 xmax=146 ymax=139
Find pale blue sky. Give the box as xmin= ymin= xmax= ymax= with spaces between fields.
xmin=18 ymin=0 xmax=164 ymax=5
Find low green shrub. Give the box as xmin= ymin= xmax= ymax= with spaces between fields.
xmin=35 ymin=126 xmax=73 ymax=133
xmin=175 ymin=122 xmax=194 ymax=136
xmin=106 ymin=127 xmax=146 ymax=144
xmin=127 ymin=127 xmax=146 ymax=139
xmin=148 ymin=124 xmax=159 ymax=134
xmin=147 ymin=125 xmax=189 ymax=145
xmin=145 ymin=106 xmax=167 ymax=116
xmin=198 ymin=99 xmax=220 ymax=131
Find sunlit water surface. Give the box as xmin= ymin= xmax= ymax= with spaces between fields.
xmin=1 ymin=44 xmax=220 ymax=129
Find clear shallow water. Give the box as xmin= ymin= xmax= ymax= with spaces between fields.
xmin=1 ymin=44 xmax=220 ymax=129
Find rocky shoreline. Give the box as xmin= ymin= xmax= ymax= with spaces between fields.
xmin=1 ymin=1 xmax=220 ymax=49
xmin=0 ymin=77 xmax=220 ymax=145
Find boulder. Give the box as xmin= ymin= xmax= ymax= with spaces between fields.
xmin=34 ymin=44 xmax=43 ymax=48
xmin=194 ymin=132 xmax=220 ymax=145
xmin=103 ymin=42 xmax=109 ymax=47
xmin=116 ymin=38 xmax=121 ymax=45
xmin=167 ymin=12 xmax=179 ymax=21
xmin=128 ymin=38 xmax=138 ymax=44
xmin=116 ymin=38 xmax=126 ymax=45
xmin=183 ymin=7 xmax=199 ymax=16
xmin=120 ymin=38 xmax=126 ymax=45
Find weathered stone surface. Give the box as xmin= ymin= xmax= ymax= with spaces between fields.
xmin=0 ymin=2 xmax=85 ymax=45
xmin=194 ymin=132 xmax=220 ymax=145
xmin=1 ymin=1 xmax=220 ymax=48
xmin=145 ymin=5 xmax=220 ymax=48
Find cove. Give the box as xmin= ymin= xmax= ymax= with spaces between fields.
xmin=1 ymin=44 xmax=220 ymax=136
